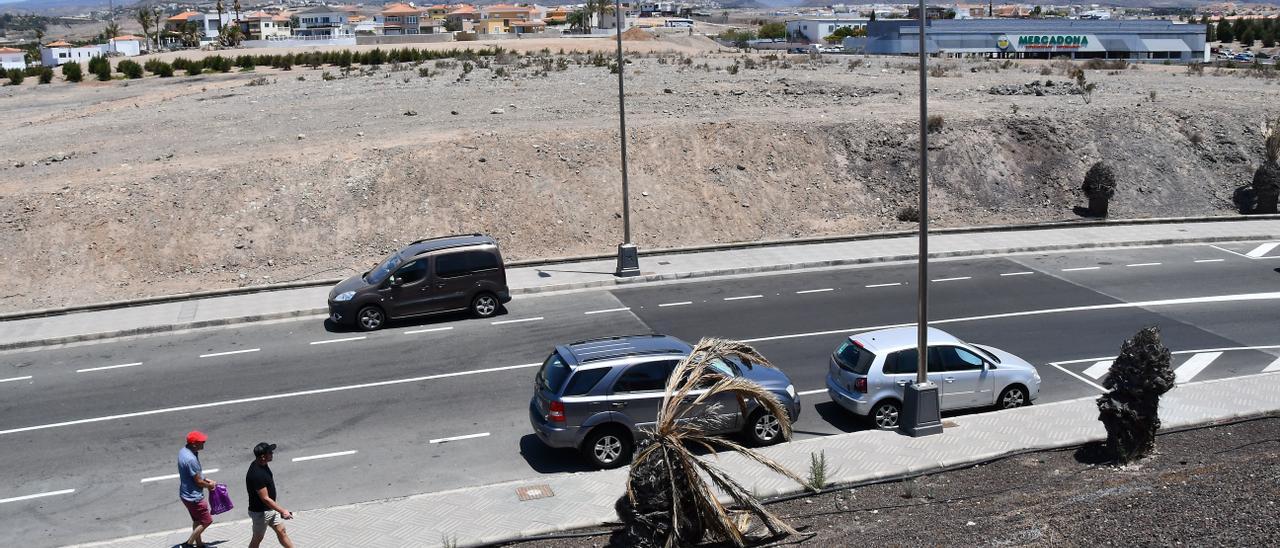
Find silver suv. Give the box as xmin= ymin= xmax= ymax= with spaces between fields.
xmin=826 ymin=327 xmax=1041 ymax=429
xmin=529 ymin=334 xmax=800 ymax=469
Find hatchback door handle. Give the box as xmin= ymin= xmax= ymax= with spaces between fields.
xmin=610 ymin=402 xmax=628 ymax=409
xmin=896 ymin=380 xmax=910 ymax=386
xmin=944 ymin=377 xmax=956 ymax=383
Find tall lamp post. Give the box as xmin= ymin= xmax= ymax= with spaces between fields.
xmin=900 ymin=1 xmax=943 ymax=437
xmin=612 ymin=0 xmax=640 ymax=277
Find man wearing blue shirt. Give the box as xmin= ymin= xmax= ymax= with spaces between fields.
xmin=178 ymin=431 xmax=217 ymax=548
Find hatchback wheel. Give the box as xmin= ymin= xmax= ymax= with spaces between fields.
xmin=356 ymin=305 xmax=385 ymax=331
xmin=745 ymin=409 xmax=785 ymax=446
xmin=471 ymin=293 xmax=499 ymax=318
xmin=998 ymin=386 xmax=1029 ymax=409
xmin=870 ymin=400 xmax=901 ymax=430
xmin=582 ymin=427 xmax=633 ymax=469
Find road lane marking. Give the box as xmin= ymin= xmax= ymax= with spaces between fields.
xmin=1061 ymin=267 xmax=1101 ymax=272
xmin=491 ymin=317 xmax=544 ymax=326
xmin=1264 ymin=357 xmax=1280 ymax=373
xmin=658 ymin=301 xmax=692 ymax=307
xmin=429 ymin=432 xmax=490 ymax=444
xmin=795 ymin=288 xmax=834 ymax=294
xmin=1082 ymin=360 xmax=1113 ymax=380
xmin=199 ymin=348 xmax=260 ymax=359
xmin=931 ymin=276 xmax=971 ymax=282
xmin=1209 ymin=244 xmax=1252 ymax=258
xmin=583 ymin=307 xmax=631 ymax=315
xmin=1194 ymin=259 xmax=1225 ymax=263
xmin=0 ymin=489 xmax=76 ymax=504
xmin=292 ymin=450 xmax=358 ymax=463
xmin=140 ymin=468 xmax=220 ymax=484
xmin=797 ymin=389 xmax=826 ymax=396
xmin=404 ymin=327 xmax=453 ymax=335
xmin=1051 ymin=345 xmax=1280 ymax=365
xmin=1125 ymin=263 xmax=1162 ymax=267
xmin=0 ymin=376 xmax=33 ymax=384
xmin=310 ymin=336 xmax=366 ymax=346
xmin=76 ymin=362 xmax=143 ymax=373
xmin=741 ymin=292 xmax=1280 ymax=344
xmin=1000 ymin=271 xmax=1035 ymax=277
xmin=1245 ymin=242 xmax=1280 ymax=258
xmin=1175 ymin=352 xmax=1223 ymax=384
xmin=723 ymin=295 xmax=763 ymax=301
xmin=0 ymin=362 xmax=542 ymax=437
xmin=1048 ymin=363 xmax=1106 ymax=392
xmin=865 ymin=283 xmax=900 ymax=288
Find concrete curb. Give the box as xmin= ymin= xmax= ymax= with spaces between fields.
xmin=3 ymin=230 xmax=1278 ymax=352
xmin=3 ymin=214 xmax=1277 ymax=323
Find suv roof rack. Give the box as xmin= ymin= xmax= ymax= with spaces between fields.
xmin=564 ymin=334 xmax=690 ymax=364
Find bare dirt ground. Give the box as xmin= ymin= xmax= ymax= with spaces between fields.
xmin=508 ymin=415 xmax=1280 ymax=547
xmin=1 ymin=35 xmax=1277 ymax=312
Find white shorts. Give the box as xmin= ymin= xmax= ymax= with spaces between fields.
xmin=249 ymin=510 xmax=283 ymax=535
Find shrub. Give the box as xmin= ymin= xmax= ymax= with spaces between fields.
xmin=95 ymin=62 xmax=113 ymax=81
xmin=1082 ymin=161 xmax=1117 ymax=200
xmin=38 ymin=67 xmax=53 ymax=84
xmin=186 ymin=65 xmax=202 ymax=77
xmin=117 ymin=59 xmax=143 ymax=79
xmin=928 ymin=64 xmax=948 ymax=77
xmin=726 ymin=61 xmax=739 ymax=75
xmin=896 ymin=205 xmax=920 ymax=222
xmin=807 ymin=451 xmax=829 ymax=490
xmin=1186 ymin=62 xmax=1204 ymax=76
xmin=151 ymin=62 xmax=174 ymax=77
xmin=926 ymin=114 xmax=944 ymax=133
xmin=246 ymin=76 xmax=271 ymax=86
xmin=323 ymin=71 xmax=337 ymax=81
xmin=1252 ymin=116 xmax=1280 ymax=213
xmin=88 ymin=56 xmax=110 ymax=75
xmin=62 ymin=62 xmax=83 ymax=82
xmin=171 ymin=57 xmax=191 ymax=70
xmin=5 ymin=68 xmax=23 ymax=85
xmin=418 ymin=67 xmax=430 ymax=78
xmin=1095 ymin=327 xmax=1176 ymax=464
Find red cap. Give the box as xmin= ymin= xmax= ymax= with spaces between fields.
xmin=186 ymin=431 xmax=208 ymax=444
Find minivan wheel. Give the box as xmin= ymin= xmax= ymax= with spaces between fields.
xmin=870 ymin=400 xmax=901 ymax=430
xmin=471 ymin=293 xmax=499 ymax=318
xmin=998 ymin=385 xmax=1029 ymax=409
xmin=745 ymin=409 xmax=785 ymax=446
xmin=355 ymin=305 xmax=385 ymax=331
xmin=582 ymin=427 xmax=633 ymax=469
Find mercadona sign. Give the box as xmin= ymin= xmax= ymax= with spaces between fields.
xmin=999 ymin=34 xmax=1102 ymax=52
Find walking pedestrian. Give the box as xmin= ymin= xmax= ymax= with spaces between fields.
xmin=178 ymin=431 xmax=217 ymax=548
xmin=246 ymin=442 xmax=294 ymax=548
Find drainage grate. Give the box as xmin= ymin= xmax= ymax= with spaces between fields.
xmin=516 ymin=484 xmax=555 ymax=501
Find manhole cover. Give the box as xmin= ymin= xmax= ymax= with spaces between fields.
xmin=517 ymin=484 xmax=555 ymax=501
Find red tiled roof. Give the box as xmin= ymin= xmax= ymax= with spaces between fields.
xmin=0 ymin=47 xmax=24 ymax=53
xmin=167 ymin=11 xmax=201 ymax=22
xmin=45 ymin=40 xmax=74 ymax=47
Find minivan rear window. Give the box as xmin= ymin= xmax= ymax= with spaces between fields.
xmin=834 ymin=340 xmax=876 ymax=375
xmin=537 ymin=352 xmax=571 ymax=393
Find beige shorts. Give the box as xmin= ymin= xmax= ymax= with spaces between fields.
xmin=250 ymin=510 xmax=283 ymax=535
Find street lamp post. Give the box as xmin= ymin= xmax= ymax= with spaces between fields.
xmin=613 ymin=0 xmax=640 ymax=277
xmin=900 ymin=1 xmax=943 ymax=438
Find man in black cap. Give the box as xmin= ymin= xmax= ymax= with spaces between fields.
xmin=246 ymin=442 xmax=294 ymax=548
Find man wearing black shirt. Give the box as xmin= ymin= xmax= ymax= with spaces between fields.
xmin=246 ymin=442 xmax=294 ymax=548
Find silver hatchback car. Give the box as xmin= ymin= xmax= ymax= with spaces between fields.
xmin=826 ymin=327 xmax=1041 ymax=429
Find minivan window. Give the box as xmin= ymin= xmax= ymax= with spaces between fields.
xmin=365 ymin=252 xmax=403 ymax=285
xmin=436 ymin=250 xmax=499 ymax=278
xmin=613 ymin=360 xmax=678 ymax=393
xmin=391 ymin=259 xmax=428 ymax=286
xmin=834 ymin=340 xmax=876 ymax=374
xmin=537 ymin=352 xmax=570 ymax=393
xmin=563 ymin=368 xmax=610 ymax=396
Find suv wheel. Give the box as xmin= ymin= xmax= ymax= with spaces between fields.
xmin=998 ymin=385 xmax=1028 ymax=409
xmin=356 ymin=305 xmax=385 ymax=331
xmin=582 ymin=427 xmax=633 ymax=469
xmin=471 ymin=293 xmax=499 ymax=318
xmin=745 ymin=409 xmax=785 ymax=446
xmin=870 ymin=400 xmax=901 ymax=430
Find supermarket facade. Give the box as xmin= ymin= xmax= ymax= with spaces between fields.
xmin=853 ymin=19 xmax=1208 ymax=62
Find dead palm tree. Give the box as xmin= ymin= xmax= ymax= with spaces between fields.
xmin=1254 ymin=115 xmax=1280 ymax=213
xmin=610 ymin=338 xmax=810 ymax=548
xmin=135 ymin=9 xmax=154 ymax=48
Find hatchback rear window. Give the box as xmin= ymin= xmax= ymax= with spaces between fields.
xmin=537 ymin=352 xmax=570 ymax=393
xmin=834 ymin=340 xmax=876 ymax=375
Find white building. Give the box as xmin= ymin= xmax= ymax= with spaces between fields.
xmin=785 ymin=18 xmax=869 ymax=44
xmin=107 ymin=35 xmax=146 ymax=56
xmin=0 ymin=47 xmax=26 ymax=70
xmin=165 ymin=11 xmax=238 ymax=42
xmin=39 ymin=40 xmax=105 ymax=67
xmin=293 ymin=5 xmax=355 ymax=37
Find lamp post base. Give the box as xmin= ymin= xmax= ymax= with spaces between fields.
xmin=615 ymin=243 xmax=640 ymax=277
xmin=900 ymin=382 xmax=944 ymax=437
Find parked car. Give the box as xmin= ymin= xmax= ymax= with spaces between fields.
xmin=327 ymin=234 xmax=510 ymax=331
xmin=825 ymin=327 xmax=1040 ymax=429
xmin=1234 ymin=52 xmax=1255 ymax=62
xmin=529 ymin=334 xmax=800 ymax=469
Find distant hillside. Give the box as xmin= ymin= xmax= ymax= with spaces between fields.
xmin=1 ymin=0 xmax=112 ymax=16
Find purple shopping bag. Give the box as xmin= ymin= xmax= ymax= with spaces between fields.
xmin=209 ymin=483 xmax=234 ymax=515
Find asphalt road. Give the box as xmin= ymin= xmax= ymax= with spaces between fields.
xmin=1 ymin=242 xmax=1278 ymax=547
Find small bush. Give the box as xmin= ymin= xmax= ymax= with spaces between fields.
xmin=323 ymin=71 xmax=336 ymax=81
xmin=38 ymin=67 xmax=53 ymax=84
xmin=117 ymin=60 xmax=143 ymax=79
xmin=87 ymin=56 xmax=110 ymax=75
xmin=846 ymin=58 xmax=863 ymax=71
xmin=1038 ymin=65 xmax=1052 ymax=75
xmin=95 ymin=63 xmax=113 ymax=81
xmin=926 ymin=114 xmax=944 ymax=133
xmin=5 ymin=68 xmax=23 ymax=85
xmin=246 ymin=76 xmax=271 ymax=86
xmin=807 ymin=451 xmax=829 ymax=490
xmin=1186 ymin=62 xmax=1204 ymax=76
xmin=62 ymin=62 xmax=83 ymax=82
xmin=896 ymin=205 xmax=920 ymax=223
xmin=186 ymin=65 xmax=202 ymax=77
xmin=726 ymin=61 xmax=739 ymax=75
xmin=928 ymin=64 xmax=948 ymax=77
xmin=1082 ymin=161 xmax=1117 ymax=200
xmin=1096 ymin=327 xmax=1175 ymax=464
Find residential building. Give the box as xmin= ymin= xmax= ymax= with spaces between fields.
xmin=106 ymin=35 xmax=146 ymax=56
xmin=293 ymin=5 xmax=354 ymax=37
xmin=476 ymin=4 xmax=544 ymax=34
xmin=165 ymin=11 xmax=236 ymax=41
xmin=426 ymin=4 xmax=452 ymax=20
xmin=240 ymin=11 xmax=292 ymax=40
xmin=350 ymin=15 xmax=383 ymax=35
xmin=380 ymin=3 xmax=444 ymax=35
xmin=544 ymin=6 xmax=570 ymax=26
xmin=40 ymin=40 xmax=104 ymax=66
xmin=786 ymin=18 xmax=869 ymax=44
xmin=473 ymin=18 xmax=506 ymax=34
xmin=446 ymin=4 xmax=481 ymax=29
xmin=0 ymin=47 xmax=26 ymax=70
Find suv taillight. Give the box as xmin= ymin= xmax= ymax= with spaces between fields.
xmin=854 ymin=377 xmax=867 ymax=393
xmin=547 ymin=401 xmax=566 ymax=424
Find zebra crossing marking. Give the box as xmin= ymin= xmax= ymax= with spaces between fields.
xmin=1174 ymin=352 xmax=1223 ymax=384
xmin=1082 ymin=360 xmax=1113 ymax=380
xmin=1245 ymin=242 xmax=1280 ymax=258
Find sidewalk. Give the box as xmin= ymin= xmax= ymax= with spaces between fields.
xmin=75 ymin=369 xmax=1280 ymax=548
xmin=4 ymin=218 xmax=1280 ymax=351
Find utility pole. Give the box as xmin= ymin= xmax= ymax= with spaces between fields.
xmin=613 ymin=0 xmax=639 ymax=277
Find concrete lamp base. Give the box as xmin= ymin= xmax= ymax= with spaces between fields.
xmin=900 ymin=382 xmax=944 ymax=437
xmin=615 ymin=243 xmax=640 ymax=277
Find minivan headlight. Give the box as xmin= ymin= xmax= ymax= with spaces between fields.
xmin=786 ymin=384 xmax=796 ymax=400
xmin=333 ymin=290 xmax=356 ymax=302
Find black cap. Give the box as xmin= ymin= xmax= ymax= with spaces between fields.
xmin=253 ymin=442 xmax=277 ymax=457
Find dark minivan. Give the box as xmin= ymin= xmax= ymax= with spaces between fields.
xmin=327 ymin=234 xmax=511 ymax=330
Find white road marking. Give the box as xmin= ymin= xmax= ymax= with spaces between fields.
xmin=1082 ymin=360 xmax=1113 ymax=380
xmin=1264 ymin=357 xmax=1280 ymax=373
xmin=723 ymin=295 xmax=763 ymax=301
xmin=403 ymin=326 xmax=454 ymax=335
xmin=1245 ymin=242 xmax=1280 ymax=258
xmin=1175 ymin=352 xmax=1223 ymax=384
xmin=741 ymin=292 xmax=1280 ymax=344
xmin=1194 ymin=259 xmax=1225 ymax=263
xmin=490 ymin=317 xmax=544 ymax=326
xmin=0 ymin=362 xmax=542 ymax=437
xmin=1048 ymin=363 xmax=1106 ymax=392
xmin=0 ymin=376 xmax=33 ymax=384
xmin=76 ymin=362 xmax=143 ymax=373
xmin=310 ymin=336 xmax=366 ymax=346
xmin=292 ymin=450 xmax=357 ymax=463
xmin=795 ymin=288 xmax=834 ymax=294
xmin=429 ymin=432 xmax=490 ymax=444
xmin=199 ymin=348 xmax=260 ymax=359
xmin=865 ymin=282 xmax=901 ymax=288
xmin=1209 ymin=244 xmax=1252 ymax=258
xmin=583 ymin=307 xmax=631 ymax=315
xmin=1051 ymin=344 xmax=1280 ymax=365
xmin=797 ymin=389 xmax=827 ymax=396
xmin=931 ymin=276 xmax=972 ymax=282
xmin=1000 ymin=271 xmax=1035 ymax=276
xmin=1125 ymin=262 xmax=1162 ymax=267
xmin=0 ymin=489 xmax=76 ymax=504
xmin=140 ymin=468 xmax=220 ymax=484
xmin=1061 ymin=267 xmax=1101 ymax=272
xmin=658 ymin=301 xmax=693 ymax=307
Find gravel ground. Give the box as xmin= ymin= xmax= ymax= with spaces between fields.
xmin=507 ymin=414 xmax=1280 ymax=547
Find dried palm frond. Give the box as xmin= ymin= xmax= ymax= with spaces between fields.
xmin=1264 ymin=115 xmax=1280 ymax=165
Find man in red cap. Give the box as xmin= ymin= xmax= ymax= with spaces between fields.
xmin=178 ymin=431 xmax=217 ymax=548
